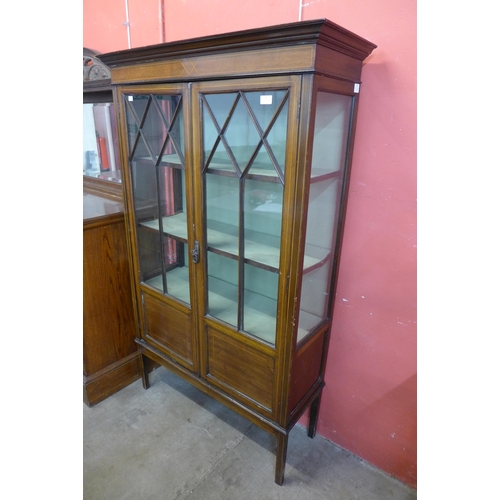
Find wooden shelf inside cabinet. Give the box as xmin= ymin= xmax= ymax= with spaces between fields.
xmin=161 ymin=152 xmax=283 ymax=180
xmin=310 ymin=168 xmax=342 ymax=182
xmin=140 ymin=213 xmax=189 ymax=242
xmin=144 ymin=267 xmax=191 ymax=304
xmin=207 ymin=275 xmax=277 ymax=343
xmin=100 ymin=18 xmax=376 ymax=485
xmin=158 ymin=154 xmax=184 ymax=168
xmin=140 ymin=213 xmax=330 ymax=274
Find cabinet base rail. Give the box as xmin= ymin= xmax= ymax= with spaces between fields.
xmin=135 ymin=338 xmax=324 ymax=485
xmin=83 ymin=352 xmax=141 ymax=407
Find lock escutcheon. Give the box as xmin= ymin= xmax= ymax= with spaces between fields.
xmin=191 ymin=240 xmax=200 ymax=264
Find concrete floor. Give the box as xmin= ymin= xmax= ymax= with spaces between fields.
xmin=84 ymin=367 xmax=417 ymax=500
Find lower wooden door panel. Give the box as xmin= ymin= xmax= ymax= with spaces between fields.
xmin=205 ymin=326 xmax=275 ymax=415
xmin=142 ymin=291 xmax=195 ymax=371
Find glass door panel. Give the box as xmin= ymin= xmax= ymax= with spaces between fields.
xmin=243 ymin=91 xmax=289 ymax=178
xmin=297 ymin=92 xmax=353 ymax=342
xmin=206 ymin=174 xmax=239 ymax=255
xmin=200 ymin=87 xmax=289 ymax=345
xmin=202 ymin=93 xmax=239 ymax=173
xmin=202 ymin=91 xmax=288 ymax=180
xmin=310 ymin=92 xmax=351 ymax=178
xmin=207 ymin=252 xmax=239 ymax=328
xmin=244 ymin=178 xmax=282 ymax=270
xmin=243 ymin=264 xmax=278 ymax=343
xmin=124 ymin=92 xmax=191 ymax=306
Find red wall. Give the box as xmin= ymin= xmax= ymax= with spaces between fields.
xmin=84 ymin=0 xmax=417 ymax=489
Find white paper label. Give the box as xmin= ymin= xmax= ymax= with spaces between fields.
xmin=354 ymin=83 xmax=360 ymax=93
xmin=128 ymin=96 xmax=134 ymax=101
xmin=260 ymin=95 xmax=273 ymax=105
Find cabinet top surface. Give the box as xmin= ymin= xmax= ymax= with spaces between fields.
xmin=98 ymin=18 xmax=376 ymax=69
xmin=83 ymin=191 xmax=124 ymax=223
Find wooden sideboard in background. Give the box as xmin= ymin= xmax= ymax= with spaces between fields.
xmin=83 ymin=189 xmax=141 ymax=406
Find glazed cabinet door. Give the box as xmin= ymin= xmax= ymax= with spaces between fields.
xmin=119 ymin=85 xmax=198 ymax=372
xmin=191 ymin=76 xmax=301 ymax=417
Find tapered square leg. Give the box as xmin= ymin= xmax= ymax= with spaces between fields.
xmin=308 ymin=392 xmax=322 ymax=438
xmin=138 ymin=352 xmax=150 ymax=390
xmin=275 ymin=432 xmax=289 ymax=485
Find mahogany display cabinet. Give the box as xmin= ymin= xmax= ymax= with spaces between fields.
xmin=99 ymin=19 xmax=375 ymax=483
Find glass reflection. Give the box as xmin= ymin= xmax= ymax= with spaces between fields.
xmin=83 ymin=102 xmax=121 ymax=182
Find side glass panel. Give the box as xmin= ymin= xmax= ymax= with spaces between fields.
xmin=202 ymin=89 xmax=289 ymax=345
xmin=297 ymin=92 xmax=352 ymax=343
xmin=124 ymin=93 xmax=190 ymax=305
